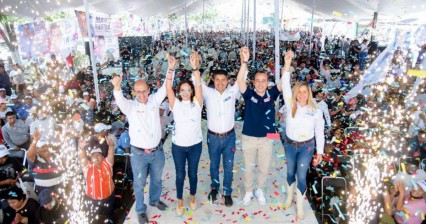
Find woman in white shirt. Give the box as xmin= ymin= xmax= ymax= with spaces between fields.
xmin=281 ymin=50 xmax=325 ymax=219
xmin=166 ymin=52 xmax=203 ymax=215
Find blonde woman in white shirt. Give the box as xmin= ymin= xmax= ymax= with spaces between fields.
xmin=281 ymin=50 xmax=325 ymax=219
xmin=166 ymin=52 xmax=203 ymax=215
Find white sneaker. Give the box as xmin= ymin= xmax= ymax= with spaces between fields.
xmin=243 ymin=192 xmax=253 ymax=205
xmin=254 ymin=188 xmax=266 ymax=205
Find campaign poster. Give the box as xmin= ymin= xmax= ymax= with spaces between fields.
xmin=47 ymin=18 xmax=79 ymax=61
xmin=93 ymin=35 xmax=119 ymax=64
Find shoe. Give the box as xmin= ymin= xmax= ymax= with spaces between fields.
xmin=150 ymin=200 xmax=168 ymax=211
xmin=296 ymin=189 xmax=306 ymax=219
xmin=137 ymin=213 xmax=149 ymax=224
xmin=190 ymin=198 xmax=197 ymax=210
xmin=224 ymin=195 xmax=233 ymax=207
xmin=208 ymin=189 xmax=218 ymax=202
xmin=176 ymin=203 xmax=184 ymax=216
xmin=254 ymin=188 xmax=266 ymax=205
xmin=284 ymin=182 xmax=296 ymax=209
xmin=243 ymin=192 xmax=253 ymax=205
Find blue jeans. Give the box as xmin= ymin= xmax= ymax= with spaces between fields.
xmin=284 ymin=139 xmax=315 ymax=194
xmin=207 ymin=131 xmax=236 ymax=196
xmin=359 ymin=51 xmax=368 ymax=70
xmin=171 ymin=142 xmax=202 ymax=199
xmin=131 ymin=144 xmax=165 ymax=214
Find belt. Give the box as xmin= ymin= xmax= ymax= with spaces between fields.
xmin=285 ymin=136 xmax=314 ymax=147
xmin=132 ymin=144 xmax=161 ymax=154
xmin=208 ymin=128 xmax=234 ymax=138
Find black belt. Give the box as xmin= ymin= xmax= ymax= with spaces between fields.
xmin=208 ymin=128 xmax=234 ymax=138
xmin=132 ymin=144 xmax=161 ymax=153
xmin=285 ymin=136 xmax=314 ymax=147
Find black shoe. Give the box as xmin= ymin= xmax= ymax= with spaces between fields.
xmin=224 ymin=195 xmax=233 ymax=207
xmin=138 ymin=213 xmax=149 ymax=224
xmin=208 ymin=189 xmax=218 ymax=202
xmin=150 ymin=200 xmax=168 ymax=211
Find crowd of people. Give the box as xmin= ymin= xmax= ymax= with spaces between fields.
xmin=0 ymin=28 xmax=424 ymax=224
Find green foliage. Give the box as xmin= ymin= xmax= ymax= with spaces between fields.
xmin=43 ymin=10 xmax=71 ymax=23
xmin=168 ymin=13 xmax=178 ymax=21
xmin=73 ymin=51 xmax=90 ymax=70
xmin=189 ymin=7 xmax=218 ymax=23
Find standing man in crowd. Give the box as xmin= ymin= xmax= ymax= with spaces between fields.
xmin=237 ymin=46 xmax=283 ymax=205
xmin=112 ymin=65 xmax=172 ymax=223
xmin=203 ymin=69 xmax=240 ymax=207
xmin=0 ymin=65 xmax=12 ymax=96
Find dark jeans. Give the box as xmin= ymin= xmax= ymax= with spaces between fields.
xmin=86 ymin=192 xmax=115 ymax=224
xmin=171 ymin=142 xmax=202 ymax=199
xmin=207 ymin=131 xmax=236 ymax=196
xmin=359 ymin=51 xmax=368 ymax=70
xmin=284 ymin=139 xmax=316 ymax=194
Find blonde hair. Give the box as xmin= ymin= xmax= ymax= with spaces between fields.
xmin=291 ymin=81 xmax=316 ymax=118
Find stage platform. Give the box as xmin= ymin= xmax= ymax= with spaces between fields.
xmin=125 ymin=121 xmax=319 ymax=224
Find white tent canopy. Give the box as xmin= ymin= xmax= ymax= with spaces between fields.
xmin=1 ymin=0 xmax=425 ymax=23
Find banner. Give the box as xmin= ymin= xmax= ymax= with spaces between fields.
xmin=17 ymin=20 xmax=49 ymax=60
xmin=75 ymin=10 xmax=95 ymax=38
xmin=121 ymin=13 xmax=142 ymax=36
xmin=93 ymin=35 xmax=119 ymax=64
xmin=280 ymin=31 xmax=301 ymax=41
xmin=47 ymin=18 xmax=79 ymax=61
xmin=75 ymin=10 xmax=123 ymax=38
xmin=343 ymin=30 xmax=406 ymax=103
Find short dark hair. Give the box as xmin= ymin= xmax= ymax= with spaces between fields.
xmin=254 ymin=70 xmax=269 ymax=78
xmin=5 ymin=111 xmax=16 ymax=118
xmin=176 ymin=79 xmax=195 ymax=103
xmin=313 ymin=91 xmax=323 ymax=98
xmin=211 ymin=70 xmax=228 ymax=79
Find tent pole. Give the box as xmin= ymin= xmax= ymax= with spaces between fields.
xmin=246 ymin=0 xmax=250 ymax=46
xmin=252 ymin=0 xmax=256 ymax=66
xmin=241 ymin=0 xmax=245 ymax=39
xmin=185 ymin=0 xmax=188 ymax=47
xmin=274 ymin=0 xmax=281 ymax=84
xmin=84 ymin=0 xmax=100 ymax=106
xmin=371 ymin=11 xmax=378 ymax=41
xmin=202 ymin=0 xmax=205 ymax=40
xmin=274 ymin=0 xmax=280 ymax=84
xmin=309 ymin=0 xmax=315 ymax=57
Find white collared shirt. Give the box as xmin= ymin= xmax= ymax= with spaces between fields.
xmin=317 ymin=100 xmax=332 ymax=127
xmin=113 ymin=85 xmax=167 ymax=149
xmin=171 ymin=100 xmax=202 ymax=146
xmin=202 ymin=82 xmax=240 ymax=133
xmin=282 ymin=71 xmax=325 ymax=154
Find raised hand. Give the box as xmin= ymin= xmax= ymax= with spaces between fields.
xmin=284 ymin=50 xmax=294 ymax=64
xmin=240 ymin=46 xmax=250 ymax=64
xmin=111 ymin=72 xmax=123 ymax=90
xmin=167 ymin=55 xmax=176 ymax=70
xmin=33 ymin=128 xmax=42 ymax=142
xmin=190 ymin=51 xmax=200 ymax=70
xmin=106 ymin=137 xmax=114 ymax=148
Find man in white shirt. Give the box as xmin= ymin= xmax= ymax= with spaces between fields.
xmin=202 ymin=70 xmax=240 ymax=207
xmin=359 ymin=39 xmax=370 ymax=70
xmin=30 ymin=107 xmax=57 ymax=144
xmin=112 ymin=68 xmax=172 ymax=223
xmin=9 ymin=64 xmax=26 ymax=94
xmin=314 ymin=91 xmax=332 ymax=131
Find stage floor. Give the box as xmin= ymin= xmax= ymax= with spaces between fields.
xmin=125 ymin=121 xmax=318 ymax=224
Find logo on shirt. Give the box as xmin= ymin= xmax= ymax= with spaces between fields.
xmin=224 ymin=96 xmax=231 ymax=102
xmin=250 ymin=97 xmax=258 ymax=103
xmin=264 ymin=97 xmax=271 ymax=103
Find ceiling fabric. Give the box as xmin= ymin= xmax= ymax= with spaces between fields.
xmin=0 ymin=0 xmax=424 ymax=22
